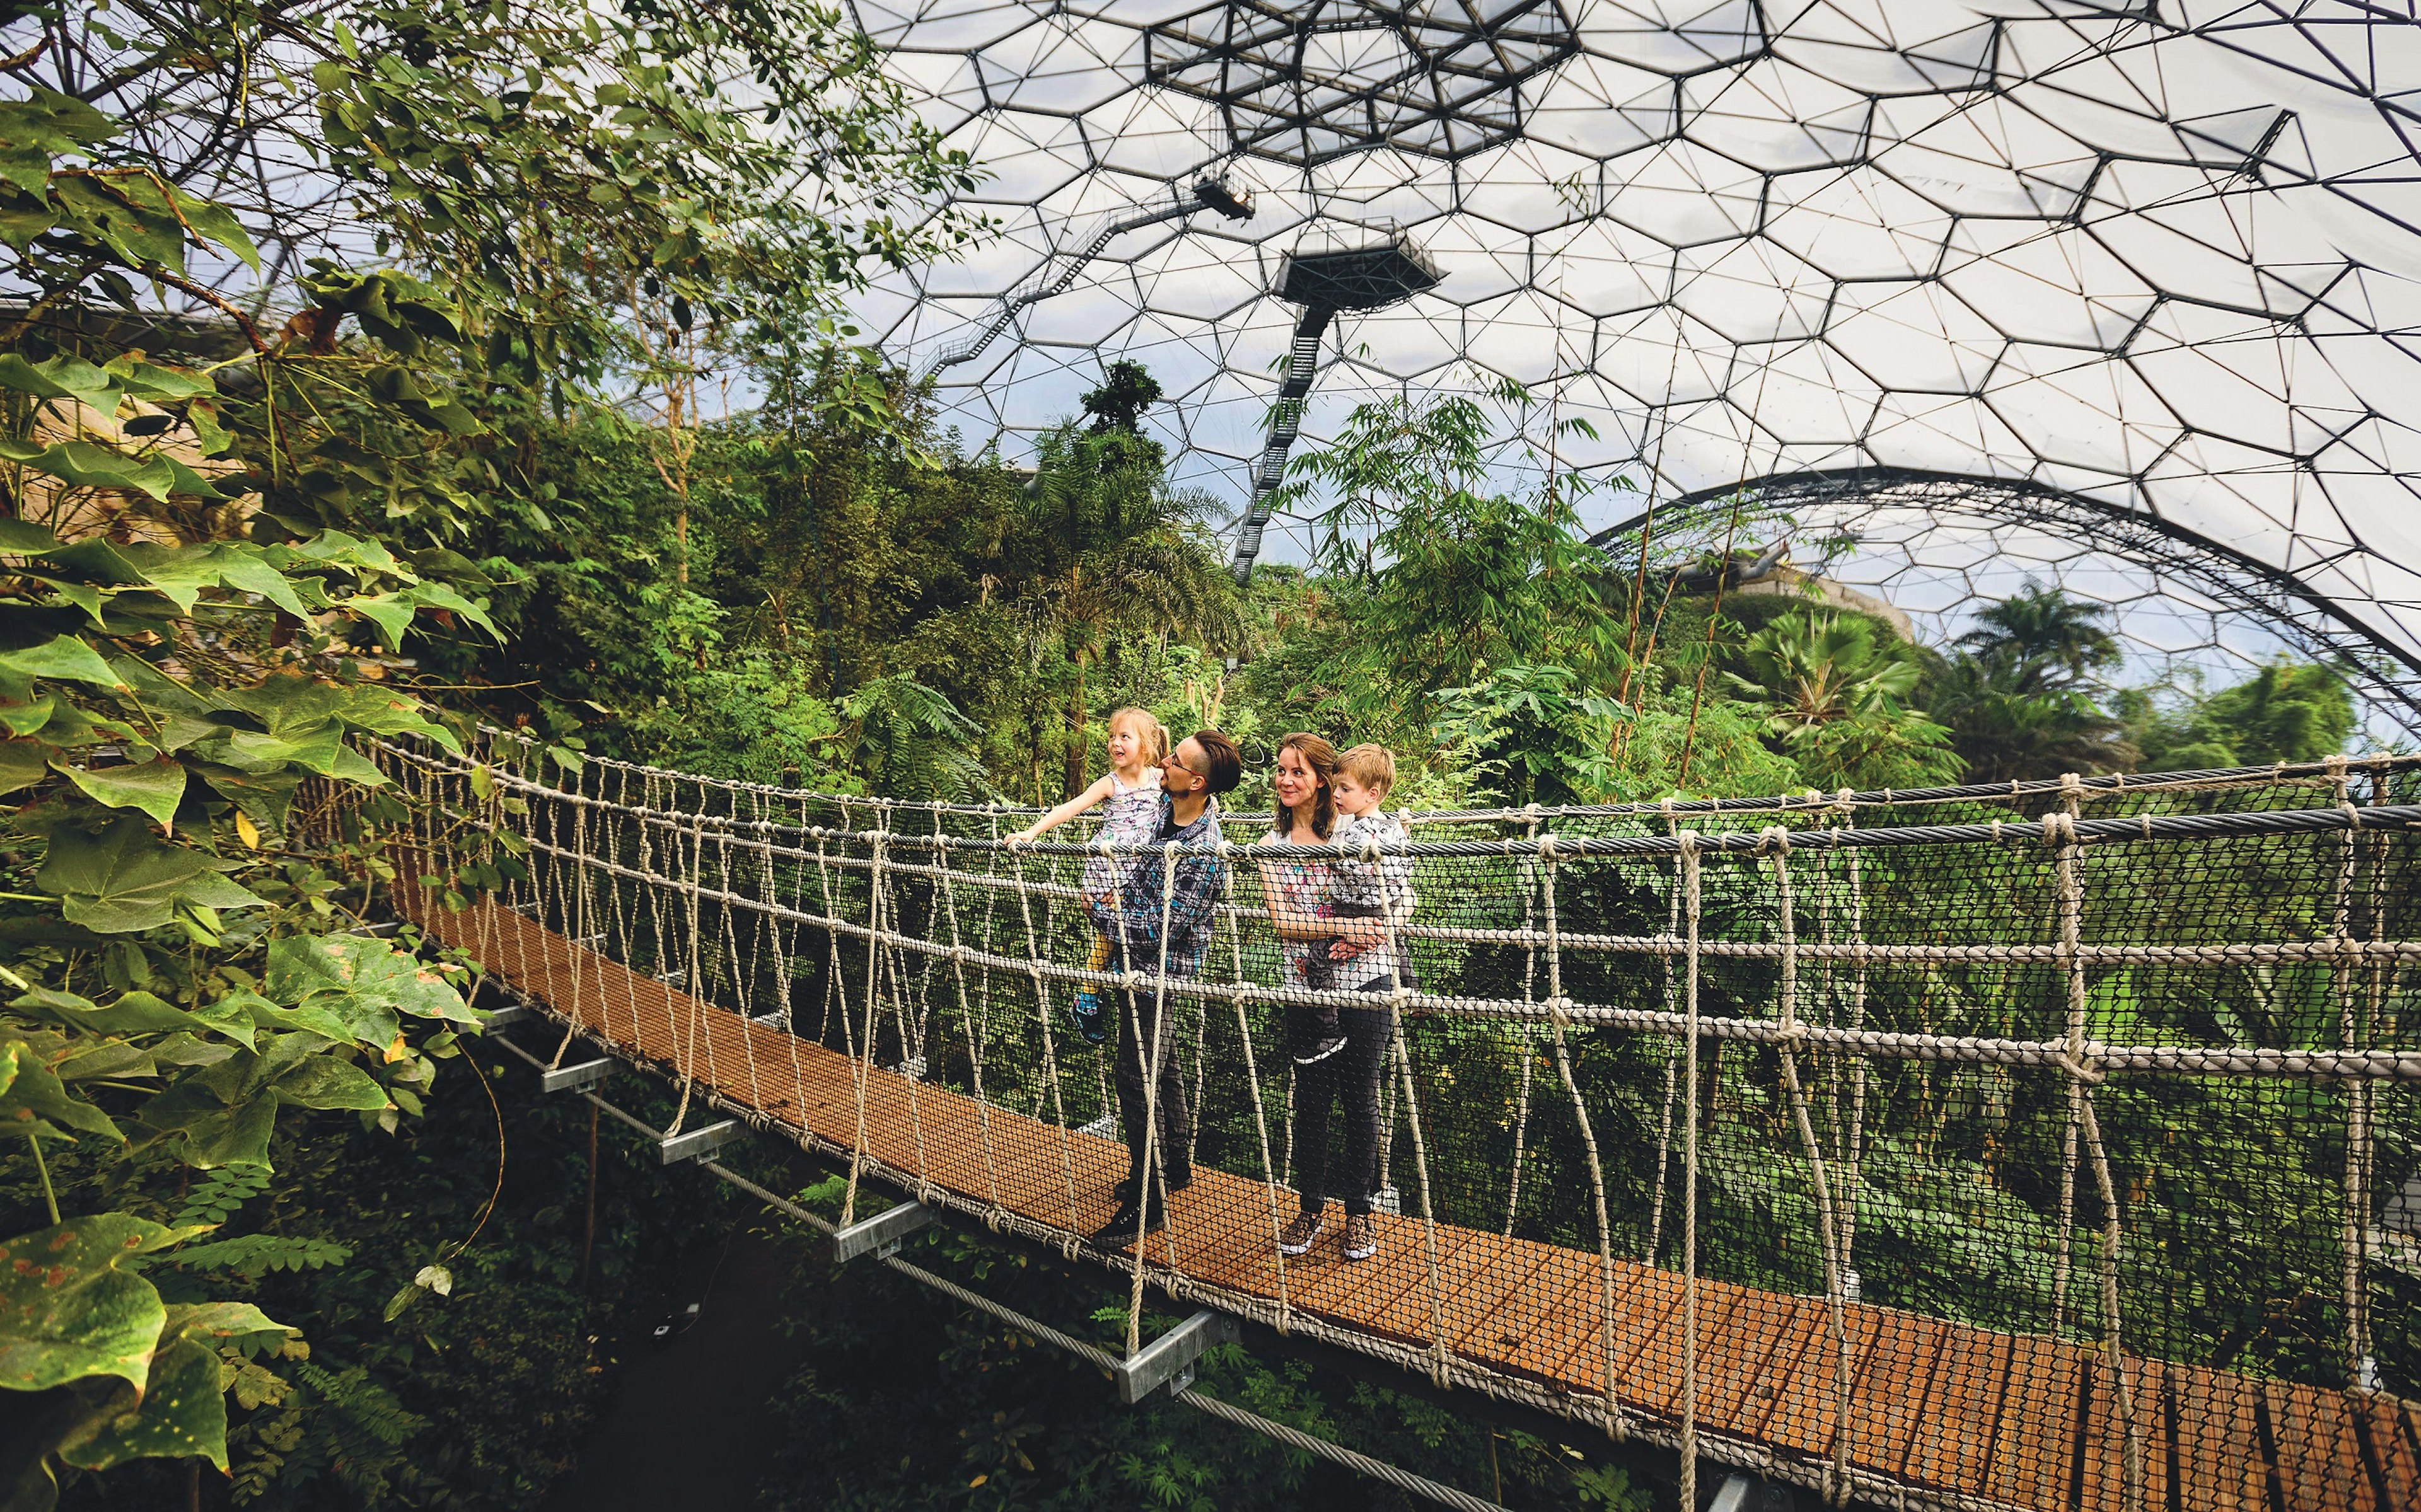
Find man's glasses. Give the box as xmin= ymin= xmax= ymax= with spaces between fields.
xmin=1159 ymin=753 xmax=1204 ymax=781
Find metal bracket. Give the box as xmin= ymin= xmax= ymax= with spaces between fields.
xmin=830 ymin=1200 xmax=937 ymax=1262
xmin=482 ymin=1003 xmax=533 ymax=1030
xmin=1075 ymin=1112 xmax=1117 ymax=1140
xmin=749 ymin=1010 xmax=790 ymax=1029
xmin=540 ymin=1058 xmax=610 ymax=1094
xmin=659 ymin=1119 xmax=742 ymax=1165
xmin=1115 ymin=1310 xmax=1239 ymax=1403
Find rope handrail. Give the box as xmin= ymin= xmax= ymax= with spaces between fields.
xmin=453 ymin=727 xmax=2421 ymax=822
xmin=375 ymin=739 xmax=2421 ymax=858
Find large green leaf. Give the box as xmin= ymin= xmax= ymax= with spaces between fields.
xmin=54 ymin=1041 xmax=155 ymax=1084
xmin=196 ymin=989 xmax=357 ymax=1049
xmin=0 ymin=354 xmax=122 ymax=417
xmin=52 ymin=172 xmax=186 ymax=275
xmin=57 ymin=757 xmax=185 ymax=826
xmin=267 ymin=934 xmax=479 ymax=1039
xmin=0 ymin=1039 xmax=120 ymax=1143
xmin=0 ymin=1215 xmax=193 ymax=1394
xmin=100 ymin=355 xmax=214 ymax=403
xmin=9 ymin=988 xmax=206 ymax=1038
xmin=274 ymin=529 xmax=405 ymax=579
xmin=0 ymin=439 xmax=173 ymax=500
xmin=158 ymin=1302 xmax=286 ymax=1349
xmin=0 ymin=637 xmax=124 ymax=690
xmin=163 ymin=182 xmax=258 ymax=275
xmin=33 ymin=819 xmax=265 ymax=935
xmin=216 ymin=672 xmax=445 ymax=742
xmin=0 ymin=91 xmax=118 ymax=173
xmin=55 ymin=1336 xmax=225 ymax=1472
xmin=0 ymin=519 xmax=59 ymax=555
xmin=269 ymin=1058 xmax=388 ymax=1112
xmin=210 ymin=724 xmax=345 ymax=776
xmin=189 ymin=763 xmax=305 ymax=833
xmin=139 ymin=1031 xmax=383 ymax=1168
xmin=117 ymin=543 xmax=310 ymax=619
xmin=0 ymin=742 xmax=47 ymax=795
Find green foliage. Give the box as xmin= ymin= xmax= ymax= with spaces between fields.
xmin=0 ymin=50 xmax=514 ymax=1496
xmin=1279 ymin=391 xmax=1619 ymax=739
xmin=1723 ymin=610 xmax=1960 ymax=789
xmin=1925 ymin=583 xmax=2135 ymax=780
xmin=1080 ymin=361 xmax=1164 ymax=436
xmin=1434 ymin=664 xmax=1627 ymax=807
xmin=622 ymin=653 xmax=858 ymax=788
xmin=2124 ymin=659 xmax=2357 ymax=770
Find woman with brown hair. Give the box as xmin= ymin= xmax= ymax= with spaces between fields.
xmin=1255 ymin=732 xmax=1390 ymax=1262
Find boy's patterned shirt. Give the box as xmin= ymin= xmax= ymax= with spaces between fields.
xmin=1330 ymin=810 xmax=1412 ymax=911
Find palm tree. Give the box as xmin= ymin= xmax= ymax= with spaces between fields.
xmin=1931 ymin=583 xmax=2136 ymax=780
xmin=1954 ymin=580 xmax=2121 ymax=694
xmin=1723 ymin=611 xmax=1961 ymax=788
xmin=1929 ymin=657 xmax=2136 ymax=782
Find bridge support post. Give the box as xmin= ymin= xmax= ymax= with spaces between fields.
xmin=482 ymin=1002 xmax=533 ymax=1030
xmin=540 ymin=1058 xmax=610 ymax=1094
xmin=658 ymin=1120 xmax=741 ymax=1165
xmin=1115 ymin=1310 xmax=1239 ymax=1404
xmin=830 ymin=1200 xmax=938 ymax=1262
xmin=1705 ymin=1472 xmax=1798 ymax=1512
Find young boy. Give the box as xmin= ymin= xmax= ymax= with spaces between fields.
xmin=1301 ymin=744 xmax=1415 ymax=1063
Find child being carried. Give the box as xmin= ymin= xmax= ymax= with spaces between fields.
xmin=1007 ymin=707 xmax=1168 ymax=1044
xmin=1298 ymin=742 xmax=1417 ymax=1064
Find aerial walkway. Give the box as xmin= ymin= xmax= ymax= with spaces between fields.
xmin=369 ymin=740 xmax=2421 ymax=1512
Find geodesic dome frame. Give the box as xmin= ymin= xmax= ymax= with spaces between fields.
xmin=852 ymin=0 xmax=2421 ymax=731
xmin=1588 ymin=466 xmax=2421 ymax=730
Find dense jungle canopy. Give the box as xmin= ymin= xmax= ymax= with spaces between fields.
xmin=0 ymin=2 xmax=2392 ymax=1510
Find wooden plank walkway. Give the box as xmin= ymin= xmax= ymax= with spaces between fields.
xmin=404 ymin=887 xmax=2418 ymax=1512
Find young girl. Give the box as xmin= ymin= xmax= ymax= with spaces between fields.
xmin=1007 ymin=708 xmax=1168 ymax=1044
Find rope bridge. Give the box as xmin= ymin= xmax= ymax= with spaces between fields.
xmin=364 ymin=739 xmax=2421 ymax=1512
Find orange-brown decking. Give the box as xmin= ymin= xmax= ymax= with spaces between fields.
xmin=405 ymin=888 xmax=2419 ymax=1512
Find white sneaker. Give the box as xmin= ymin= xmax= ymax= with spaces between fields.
xmin=1277 ymin=1211 xmax=1323 ymax=1255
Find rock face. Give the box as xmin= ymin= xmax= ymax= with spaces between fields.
xmin=1733 ymin=566 xmax=1915 ymax=643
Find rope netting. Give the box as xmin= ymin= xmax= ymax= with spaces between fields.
xmin=368 ymin=739 xmax=2421 ymax=1512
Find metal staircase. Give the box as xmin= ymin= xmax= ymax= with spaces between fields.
xmin=1228 ymin=230 xmax=1444 ymax=582
xmin=1227 ymin=307 xmax=1333 ymax=583
xmin=931 ymin=176 xmax=1251 ymax=373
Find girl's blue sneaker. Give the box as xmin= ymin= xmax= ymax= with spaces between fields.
xmin=1071 ymin=989 xmax=1109 ymax=1045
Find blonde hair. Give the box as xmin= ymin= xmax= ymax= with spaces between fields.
xmin=1337 ymin=743 xmax=1396 ymax=798
xmin=1106 ymin=707 xmax=1169 ymax=764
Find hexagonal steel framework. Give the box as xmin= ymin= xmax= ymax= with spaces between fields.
xmin=849 ymin=0 xmax=2421 ymax=731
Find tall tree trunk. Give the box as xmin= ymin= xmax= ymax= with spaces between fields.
xmin=1062 ymin=659 xmax=1089 ymax=799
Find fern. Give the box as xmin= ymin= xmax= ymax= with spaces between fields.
xmin=175 ymin=1167 xmax=272 ymax=1228
xmin=296 ymin=1361 xmax=429 ymax=1450
xmin=172 ymin=1233 xmax=352 ymax=1279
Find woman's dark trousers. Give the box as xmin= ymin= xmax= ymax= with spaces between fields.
xmin=1291 ymin=1003 xmax=1393 ymax=1216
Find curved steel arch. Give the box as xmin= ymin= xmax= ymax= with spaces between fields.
xmin=1584 ymin=468 xmax=2421 ymax=736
